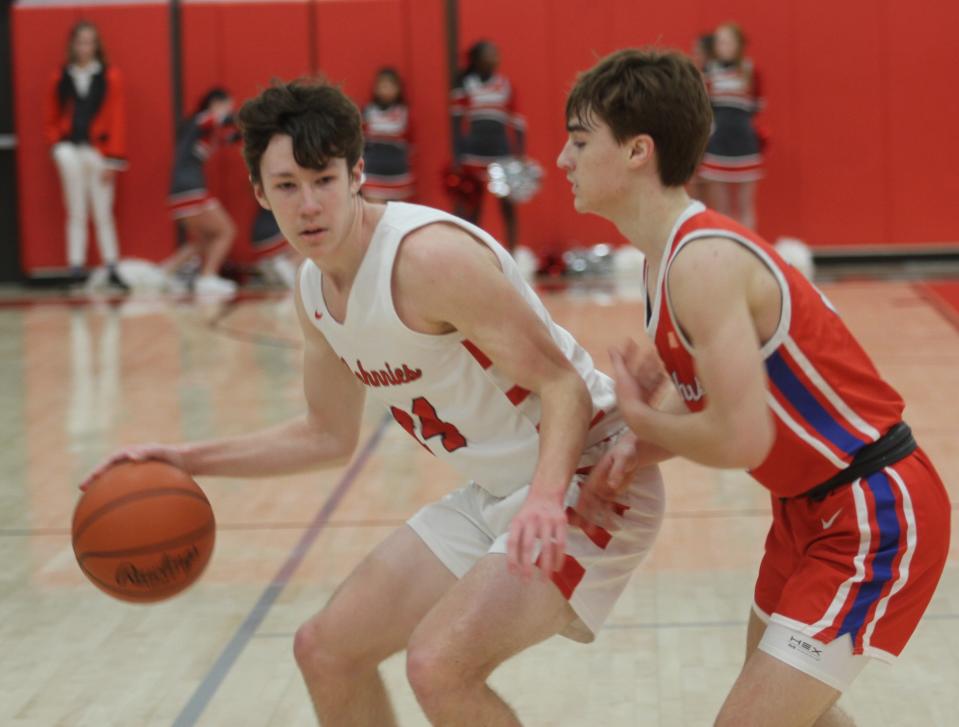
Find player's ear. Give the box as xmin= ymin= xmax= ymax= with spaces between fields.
xmin=350 ymin=158 xmax=365 ymax=195
xmin=626 ymin=134 xmax=654 ymax=169
xmin=251 ymin=176 xmax=271 ymax=210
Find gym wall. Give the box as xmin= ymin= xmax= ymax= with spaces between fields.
xmin=11 ymin=0 xmax=959 ymax=276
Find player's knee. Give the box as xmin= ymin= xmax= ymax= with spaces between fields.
xmin=292 ymin=618 xmax=323 ymax=672
xmin=406 ymin=641 xmax=462 ymax=705
xmin=406 ymin=633 xmax=485 ymax=706
xmin=405 ymin=640 xmax=444 ymax=702
xmin=293 ymin=612 xmax=362 ymax=676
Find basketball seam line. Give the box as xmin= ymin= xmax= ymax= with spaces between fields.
xmin=76 ymin=521 xmax=215 ymax=562
xmin=73 ymin=487 xmax=210 ymax=541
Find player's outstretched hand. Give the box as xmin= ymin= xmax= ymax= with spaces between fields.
xmin=507 ymin=493 xmax=568 ymax=582
xmin=610 ymin=336 xmax=668 ymax=435
xmin=79 ymin=444 xmax=188 ymax=492
xmin=611 ymin=336 xmax=668 ymax=403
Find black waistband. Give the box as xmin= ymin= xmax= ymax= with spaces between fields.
xmin=787 ymin=422 xmax=917 ymax=502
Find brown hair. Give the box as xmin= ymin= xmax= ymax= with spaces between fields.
xmin=237 ymin=78 xmax=364 ymax=185
xmin=566 ymin=48 xmax=712 ymax=187
xmin=66 ymin=20 xmax=107 ymax=65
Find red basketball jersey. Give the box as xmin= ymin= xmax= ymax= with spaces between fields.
xmin=647 ymin=204 xmax=904 ymax=497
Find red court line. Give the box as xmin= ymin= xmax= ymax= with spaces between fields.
xmin=915 ymin=281 xmax=959 ymax=332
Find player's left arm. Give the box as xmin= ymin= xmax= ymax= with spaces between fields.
xmin=395 ymin=225 xmax=593 ymax=578
xmin=613 ymin=237 xmax=775 ymax=469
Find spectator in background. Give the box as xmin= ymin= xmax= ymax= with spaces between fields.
xmin=691 ymin=32 xmax=715 ymax=73
xmin=251 ymin=207 xmax=301 ymax=290
xmin=700 ymin=22 xmax=764 ymax=230
xmin=450 ymin=40 xmax=525 ymax=252
xmin=361 ymin=67 xmax=415 ymax=203
xmin=45 ymin=20 xmax=127 ymax=289
xmin=164 ymin=88 xmax=239 ymax=296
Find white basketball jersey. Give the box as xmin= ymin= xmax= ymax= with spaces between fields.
xmin=299 ymin=202 xmax=622 ymax=497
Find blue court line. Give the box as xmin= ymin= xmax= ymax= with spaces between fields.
xmin=172 ymin=415 xmax=390 ymax=727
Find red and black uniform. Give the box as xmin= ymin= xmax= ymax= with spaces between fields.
xmin=700 ymin=59 xmax=763 ymax=182
xmin=450 ymin=71 xmax=524 ymax=179
xmin=362 ymin=102 xmax=414 ymax=200
xmin=167 ymin=111 xmax=239 ymax=220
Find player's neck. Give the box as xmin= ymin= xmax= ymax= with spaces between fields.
xmin=612 ymin=184 xmax=693 ymax=260
xmin=314 ymin=198 xmax=385 ymax=293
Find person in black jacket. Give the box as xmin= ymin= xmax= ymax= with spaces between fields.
xmin=45 ymin=20 xmax=127 ymax=288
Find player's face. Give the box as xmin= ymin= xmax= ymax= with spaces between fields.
xmin=556 ymin=114 xmax=631 ymax=216
xmin=254 ymin=134 xmax=364 ymax=261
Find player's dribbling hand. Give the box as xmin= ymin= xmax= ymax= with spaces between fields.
xmin=79 ymin=444 xmax=188 ymax=492
xmin=507 ymin=493 xmax=568 ymax=582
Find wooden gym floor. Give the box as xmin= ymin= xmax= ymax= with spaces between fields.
xmin=0 ymin=277 xmax=956 ymax=726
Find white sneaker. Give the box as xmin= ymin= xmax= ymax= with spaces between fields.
xmin=194 ymin=274 xmax=238 ymax=297
xmin=163 ymin=272 xmax=189 ymax=295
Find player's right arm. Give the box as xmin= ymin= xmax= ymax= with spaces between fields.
xmin=80 ymin=272 xmax=366 ymax=488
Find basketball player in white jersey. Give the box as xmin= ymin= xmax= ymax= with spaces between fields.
xmin=84 ymin=79 xmax=666 ymax=726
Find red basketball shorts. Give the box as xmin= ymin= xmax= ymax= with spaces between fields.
xmin=755 ymin=448 xmax=950 ymax=662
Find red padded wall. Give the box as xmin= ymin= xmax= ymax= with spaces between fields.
xmin=459 ymin=0 xmax=959 ymax=250
xmin=311 ymin=0 xmax=449 ymax=209
xmin=13 ymin=2 xmax=175 ymax=272
xmin=180 ymin=0 xmax=312 ymax=264
xmin=884 ymin=1 xmax=959 ymax=245
xmin=13 ymin=0 xmax=959 ymax=275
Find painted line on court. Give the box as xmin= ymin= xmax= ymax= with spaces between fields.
xmin=243 ymin=610 xmax=959 ymax=641
xmin=171 ymin=415 xmax=391 ymax=727
xmin=604 ymin=611 xmax=959 ymax=630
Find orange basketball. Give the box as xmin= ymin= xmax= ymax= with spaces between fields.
xmin=72 ymin=460 xmax=215 ymax=603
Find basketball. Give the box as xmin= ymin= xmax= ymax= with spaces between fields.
xmin=72 ymin=460 xmax=215 ymax=603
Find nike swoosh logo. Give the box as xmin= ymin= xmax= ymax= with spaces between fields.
xmin=821 ymin=509 xmax=843 ymax=529
xmin=314 ymin=310 xmax=323 ymax=320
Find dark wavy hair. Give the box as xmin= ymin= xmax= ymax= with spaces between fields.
xmin=238 ymin=78 xmax=364 ymax=185
xmin=566 ymin=48 xmax=713 ymax=186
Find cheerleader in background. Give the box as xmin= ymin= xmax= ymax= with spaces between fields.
xmin=250 ymin=208 xmax=301 ymax=290
xmin=45 ymin=20 xmax=127 ymax=289
xmin=700 ymin=22 xmax=765 ymax=230
xmin=164 ymin=88 xmax=239 ymax=296
xmin=361 ymin=67 xmax=414 ymax=203
xmin=450 ymin=40 xmax=525 ymax=251
xmin=687 ymin=32 xmax=715 ymax=204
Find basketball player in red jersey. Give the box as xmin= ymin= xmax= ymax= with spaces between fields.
xmin=84 ymin=79 xmax=667 ymax=726
xmin=562 ymin=49 xmax=950 ymax=726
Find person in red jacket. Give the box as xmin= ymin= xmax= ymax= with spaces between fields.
xmin=45 ymin=20 xmax=127 ymax=288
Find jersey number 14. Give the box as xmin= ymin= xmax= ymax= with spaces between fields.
xmin=391 ymin=397 xmax=467 ymax=453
